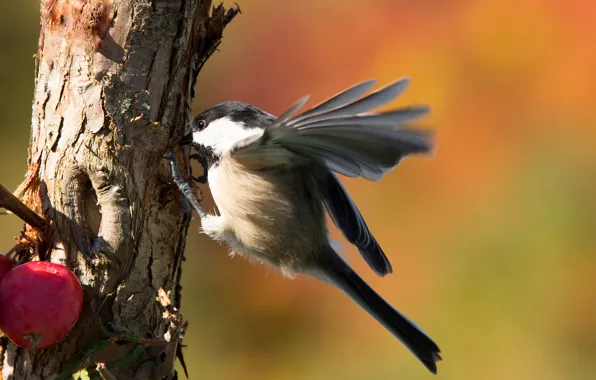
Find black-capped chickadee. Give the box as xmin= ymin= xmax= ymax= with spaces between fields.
xmin=172 ymin=78 xmax=442 ymax=373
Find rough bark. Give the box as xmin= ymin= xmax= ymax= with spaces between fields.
xmin=1 ymin=0 xmax=237 ymax=378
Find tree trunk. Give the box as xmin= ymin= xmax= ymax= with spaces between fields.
xmin=1 ymin=1 xmax=237 ymax=378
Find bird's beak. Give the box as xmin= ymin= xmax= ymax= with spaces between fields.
xmin=179 ymin=133 xmax=193 ymax=146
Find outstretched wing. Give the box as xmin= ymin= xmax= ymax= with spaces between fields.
xmin=231 ymin=78 xmax=433 ymax=180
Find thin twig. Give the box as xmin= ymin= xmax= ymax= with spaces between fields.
xmin=0 ymin=183 xmax=46 ymax=231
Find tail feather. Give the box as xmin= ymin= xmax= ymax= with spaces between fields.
xmin=313 ymin=251 xmax=442 ymax=374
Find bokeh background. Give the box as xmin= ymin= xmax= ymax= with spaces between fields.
xmin=2 ymin=1 xmax=596 ymax=379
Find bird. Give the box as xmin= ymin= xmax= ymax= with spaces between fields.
xmin=170 ymin=77 xmax=442 ymax=373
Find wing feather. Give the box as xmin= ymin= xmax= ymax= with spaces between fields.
xmin=230 ymin=78 xmax=433 ymax=181
xmin=290 ymin=78 xmax=411 ymax=128
xmin=296 ymin=106 xmax=430 ymax=130
xmin=285 ymin=80 xmax=378 ymax=126
xmin=320 ymin=171 xmax=392 ymax=276
xmin=278 ymin=127 xmax=432 ymax=180
xmin=270 ymin=95 xmax=311 ymax=128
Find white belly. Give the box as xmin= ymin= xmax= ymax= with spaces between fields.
xmin=206 ymin=156 xmax=328 ymax=274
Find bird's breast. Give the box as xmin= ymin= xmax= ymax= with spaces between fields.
xmin=207 ymin=156 xmax=328 ymax=273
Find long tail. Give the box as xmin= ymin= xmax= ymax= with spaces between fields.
xmin=312 ymin=251 xmax=442 ymax=374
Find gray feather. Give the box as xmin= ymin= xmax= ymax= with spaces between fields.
xmin=271 ymin=95 xmax=311 ymax=129
xmin=296 ymin=106 xmax=430 ymax=130
xmin=314 ymin=252 xmax=441 ymax=374
xmin=231 ymin=78 xmax=433 ymax=180
xmin=324 ymin=160 xmax=360 ymax=178
xmin=286 ymin=80 xmax=378 ymax=126
xmin=320 ymin=171 xmax=392 ymax=276
xmin=276 ymin=127 xmax=433 ymax=180
xmin=290 ymin=78 xmax=412 ymax=128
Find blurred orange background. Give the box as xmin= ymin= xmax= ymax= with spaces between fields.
xmin=2 ymin=1 xmax=596 ymax=379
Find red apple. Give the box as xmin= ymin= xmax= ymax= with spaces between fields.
xmin=0 ymin=255 xmax=14 ymax=283
xmin=0 ymin=261 xmax=83 ymax=349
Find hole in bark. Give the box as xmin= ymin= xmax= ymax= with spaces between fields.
xmin=82 ymin=175 xmax=101 ymax=237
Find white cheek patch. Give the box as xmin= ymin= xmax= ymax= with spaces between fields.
xmin=193 ymin=117 xmax=264 ymax=155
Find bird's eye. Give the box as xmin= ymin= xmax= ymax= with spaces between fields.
xmin=197 ymin=120 xmax=206 ymax=131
